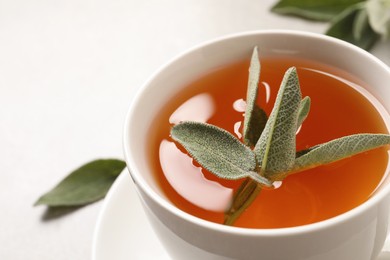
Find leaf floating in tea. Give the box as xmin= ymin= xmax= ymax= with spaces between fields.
xmin=292 ymin=133 xmax=390 ymax=174
xmin=243 ymin=47 xmax=267 ymax=147
xmin=171 ymin=121 xmax=272 ymax=186
xmin=254 ymin=67 xmax=301 ymax=178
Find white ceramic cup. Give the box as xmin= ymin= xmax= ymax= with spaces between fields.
xmin=123 ymin=30 xmax=390 ymax=260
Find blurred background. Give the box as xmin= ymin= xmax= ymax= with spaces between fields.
xmin=0 ymin=0 xmax=388 ymax=259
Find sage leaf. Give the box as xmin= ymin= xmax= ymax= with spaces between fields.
xmin=34 ymin=159 xmax=126 ymax=206
xmin=244 ymin=106 xmax=268 ymax=147
xmin=297 ymin=96 xmax=311 ymax=129
xmin=243 ymin=47 xmax=267 ymax=147
xmin=296 ymin=145 xmax=320 ymax=158
xmin=171 ymin=121 xmax=272 ymax=186
xmin=326 ymin=3 xmax=380 ymax=50
xmin=271 ymin=0 xmax=364 ymax=21
xmin=366 ymin=0 xmax=390 ymax=37
xmin=254 ymin=67 xmax=301 ymax=177
xmin=353 ymin=6 xmax=370 ymax=40
xmin=292 ymin=134 xmax=390 ymax=173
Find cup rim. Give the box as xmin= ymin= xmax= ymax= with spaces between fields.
xmin=123 ymin=29 xmax=390 ymax=237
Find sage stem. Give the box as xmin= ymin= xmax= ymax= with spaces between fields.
xmin=224 ymin=178 xmax=262 ymax=225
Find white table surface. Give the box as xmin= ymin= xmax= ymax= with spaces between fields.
xmin=1 ymin=0 xmax=389 ymax=259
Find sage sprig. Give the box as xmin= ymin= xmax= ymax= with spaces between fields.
xmin=170 ymin=47 xmax=390 ymax=225
xmin=271 ymin=0 xmax=390 ymax=50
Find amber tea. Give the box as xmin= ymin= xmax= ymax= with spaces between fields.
xmin=148 ymin=56 xmax=389 ymax=229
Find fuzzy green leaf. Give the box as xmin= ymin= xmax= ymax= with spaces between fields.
xmin=244 ymin=105 xmax=268 ymax=147
xmin=171 ymin=121 xmax=272 ymax=186
xmin=326 ymin=3 xmax=380 ymax=50
xmin=243 ymin=47 xmax=267 ymax=147
xmin=353 ymin=6 xmax=370 ymax=40
xmin=297 ymin=96 xmax=311 ymax=129
xmin=254 ymin=67 xmax=302 ymax=177
xmin=271 ymin=0 xmax=364 ymax=21
xmin=296 ymin=145 xmax=320 ymax=158
xmin=35 ymin=159 xmax=126 ymax=206
xmin=292 ymin=134 xmax=390 ymax=173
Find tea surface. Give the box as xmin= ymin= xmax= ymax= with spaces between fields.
xmin=149 ymin=56 xmax=389 ymax=229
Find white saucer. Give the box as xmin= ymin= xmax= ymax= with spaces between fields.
xmin=92 ymin=171 xmax=390 ymax=260
xmin=92 ymin=171 xmax=169 ymax=260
